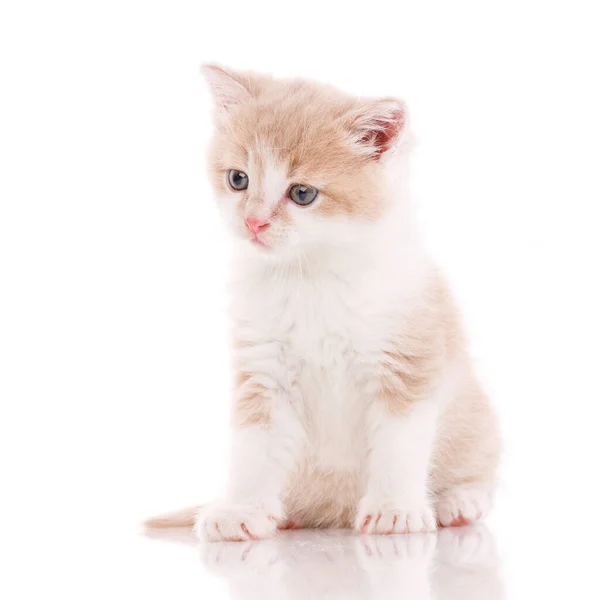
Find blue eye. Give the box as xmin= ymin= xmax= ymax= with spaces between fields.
xmin=227 ymin=170 xmax=249 ymax=191
xmin=289 ymin=184 xmax=318 ymax=206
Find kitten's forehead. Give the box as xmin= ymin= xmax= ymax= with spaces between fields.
xmin=224 ymin=85 xmax=360 ymax=177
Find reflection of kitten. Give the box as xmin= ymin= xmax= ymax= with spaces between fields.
xmin=146 ymin=66 xmax=501 ymax=541
xmin=191 ymin=527 xmax=502 ymax=600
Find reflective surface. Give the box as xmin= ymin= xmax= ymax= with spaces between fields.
xmin=147 ymin=526 xmax=504 ymax=600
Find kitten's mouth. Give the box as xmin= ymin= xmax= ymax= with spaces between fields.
xmin=249 ymin=234 xmax=270 ymax=249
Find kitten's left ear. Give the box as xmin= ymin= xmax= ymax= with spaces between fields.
xmin=201 ymin=64 xmax=263 ymax=124
xmin=346 ymin=98 xmax=407 ymax=159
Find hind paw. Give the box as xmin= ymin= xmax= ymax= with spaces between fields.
xmin=436 ymin=486 xmax=492 ymax=528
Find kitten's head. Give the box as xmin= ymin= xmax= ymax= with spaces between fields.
xmin=202 ymin=65 xmax=409 ymax=258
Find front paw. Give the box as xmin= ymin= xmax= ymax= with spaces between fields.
xmin=355 ymin=501 xmax=437 ymax=535
xmin=195 ymin=501 xmax=281 ymax=542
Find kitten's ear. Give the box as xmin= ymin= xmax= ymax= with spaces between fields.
xmin=201 ymin=64 xmax=258 ymax=124
xmin=346 ymin=98 xmax=407 ymax=159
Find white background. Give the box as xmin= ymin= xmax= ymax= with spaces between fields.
xmin=1 ymin=1 xmax=599 ymax=598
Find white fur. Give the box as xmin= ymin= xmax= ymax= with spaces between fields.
xmin=259 ymin=153 xmax=288 ymax=212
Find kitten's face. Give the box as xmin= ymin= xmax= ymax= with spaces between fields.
xmin=203 ymin=66 xmax=407 ymax=258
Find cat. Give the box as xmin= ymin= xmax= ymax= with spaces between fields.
xmin=145 ymin=65 xmax=501 ymax=541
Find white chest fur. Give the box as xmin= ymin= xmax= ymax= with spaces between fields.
xmin=230 ymin=247 xmax=428 ymax=471
xmin=285 ymin=276 xmax=374 ymax=469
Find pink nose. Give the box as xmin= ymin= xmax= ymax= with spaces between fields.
xmin=245 ymin=216 xmax=270 ymax=235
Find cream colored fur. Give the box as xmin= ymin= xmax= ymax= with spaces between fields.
xmin=145 ymin=65 xmax=500 ymax=540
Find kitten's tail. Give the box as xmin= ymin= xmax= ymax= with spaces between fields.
xmin=144 ymin=505 xmax=200 ymax=529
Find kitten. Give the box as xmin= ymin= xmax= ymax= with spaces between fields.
xmin=145 ymin=65 xmax=501 ymax=541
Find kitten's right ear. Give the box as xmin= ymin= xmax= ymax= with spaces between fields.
xmin=345 ymin=98 xmax=407 ymax=160
xmin=201 ymin=64 xmax=255 ymax=124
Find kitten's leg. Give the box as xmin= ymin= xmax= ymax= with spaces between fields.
xmin=356 ymin=399 xmax=439 ymax=535
xmin=195 ymin=371 xmax=304 ymax=542
xmin=432 ymin=377 xmax=500 ymax=527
